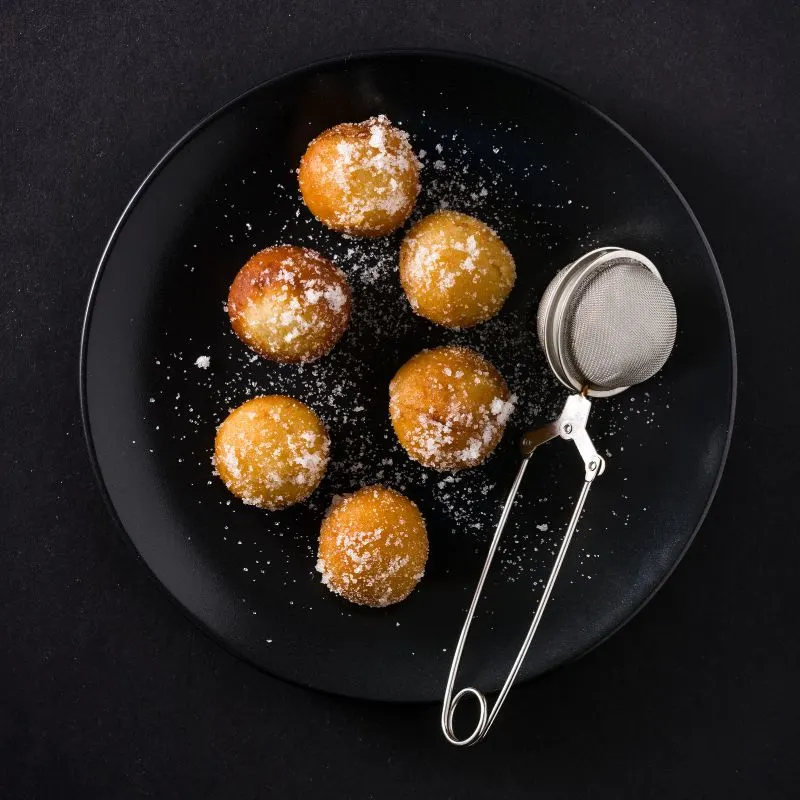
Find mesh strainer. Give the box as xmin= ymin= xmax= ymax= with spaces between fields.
xmin=442 ymin=247 xmax=677 ymax=746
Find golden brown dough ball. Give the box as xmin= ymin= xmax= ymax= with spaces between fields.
xmin=389 ymin=345 xmax=515 ymax=471
xmin=214 ymin=396 xmax=329 ymax=510
xmin=298 ymin=115 xmax=420 ymax=237
xmin=316 ymin=485 xmax=428 ymax=607
xmin=227 ymin=245 xmax=351 ymax=363
xmin=399 ymin=210 xmax=516 ymax=328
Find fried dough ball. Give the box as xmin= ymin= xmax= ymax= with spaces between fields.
xmin=389 ymin=345 xmax=515 ymax=471
xmin=227 ymin=245 xmax=351 ymax=363
xmin=316 ymin=485 xmax=428 ymax=607
xmin=298 ymin=115 xmax=420 ymax=237
xmin=399 ymin=210 xmax=516 ymax=328
xmin=214 ymin=396 xmax=329 ymax=510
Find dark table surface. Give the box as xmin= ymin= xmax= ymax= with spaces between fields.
xmin=2 ymin=1 xmax=799 ymax=797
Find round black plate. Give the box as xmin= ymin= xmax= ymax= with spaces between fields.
xmin=81 ymin=52 xmax=735 ymax=702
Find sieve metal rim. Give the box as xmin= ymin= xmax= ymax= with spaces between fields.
xmin=537 ymin=247 xmax=663 ymax=398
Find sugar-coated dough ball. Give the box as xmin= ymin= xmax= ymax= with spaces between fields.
xmin=389 ymin=345 xmax=515 ymax=471
xmin=400 ymin=210 xmax=516 ymax=328
xmin=298 ymin=115 xmax=420 ymax=237
xmin=227 ymin=245 xmax=351 ymax=363
xmin=214 ymin=396 xmax=329 ymax=510
xmin=316 ymin=485 xmax=428 ymax=607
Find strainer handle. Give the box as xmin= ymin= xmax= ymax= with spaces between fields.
xmin=441 ymin=394 xmax=605 ymax=746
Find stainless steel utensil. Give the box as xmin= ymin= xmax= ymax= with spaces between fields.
xmin=442 ymin=247 xmax=678 ymax=746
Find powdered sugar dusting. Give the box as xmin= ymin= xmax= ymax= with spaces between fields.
xmin=142 ymin=112 xmax=671 ymax=633
xmin=316 ymin=487 xmax=427 ymax=607
xmin=310 ymin=115 xmax=421 ymax=232
xmin=228 ymin=247 xmax=351 ymax=362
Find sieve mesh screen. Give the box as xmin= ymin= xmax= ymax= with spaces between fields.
xmin=563 ymin=262 xmax=677 ymax=391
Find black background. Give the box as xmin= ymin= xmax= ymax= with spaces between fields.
xmin=1 ymin=1 xmax=798 ymax=797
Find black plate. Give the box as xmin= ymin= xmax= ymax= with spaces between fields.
xmin=81 ymin=52 xmax=735 ymax=702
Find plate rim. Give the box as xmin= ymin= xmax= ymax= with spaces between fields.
xmin=79 ymin=47 xmax=738 ymax=703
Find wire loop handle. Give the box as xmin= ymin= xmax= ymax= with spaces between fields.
xmin=441 ymin=394 xmax=605 ymax=746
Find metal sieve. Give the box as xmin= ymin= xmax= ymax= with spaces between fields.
xmin=442 ymin=247 xmax=678 ymax=746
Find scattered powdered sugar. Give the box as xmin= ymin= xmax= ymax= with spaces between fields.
xmin=216 ymin=441 xmax=243 ymax=481
xmin=144 ymin=112 xmax=671 ymax=622
xmin=368 ymin=124 xmax=386 ymax=150
xmin=323 ymin=284 xmax=347 ymax=313
xmin=490 ymin=395 xmax=516 ymax=426
xmin=303 ymin=287 xmax=323 ymax=304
